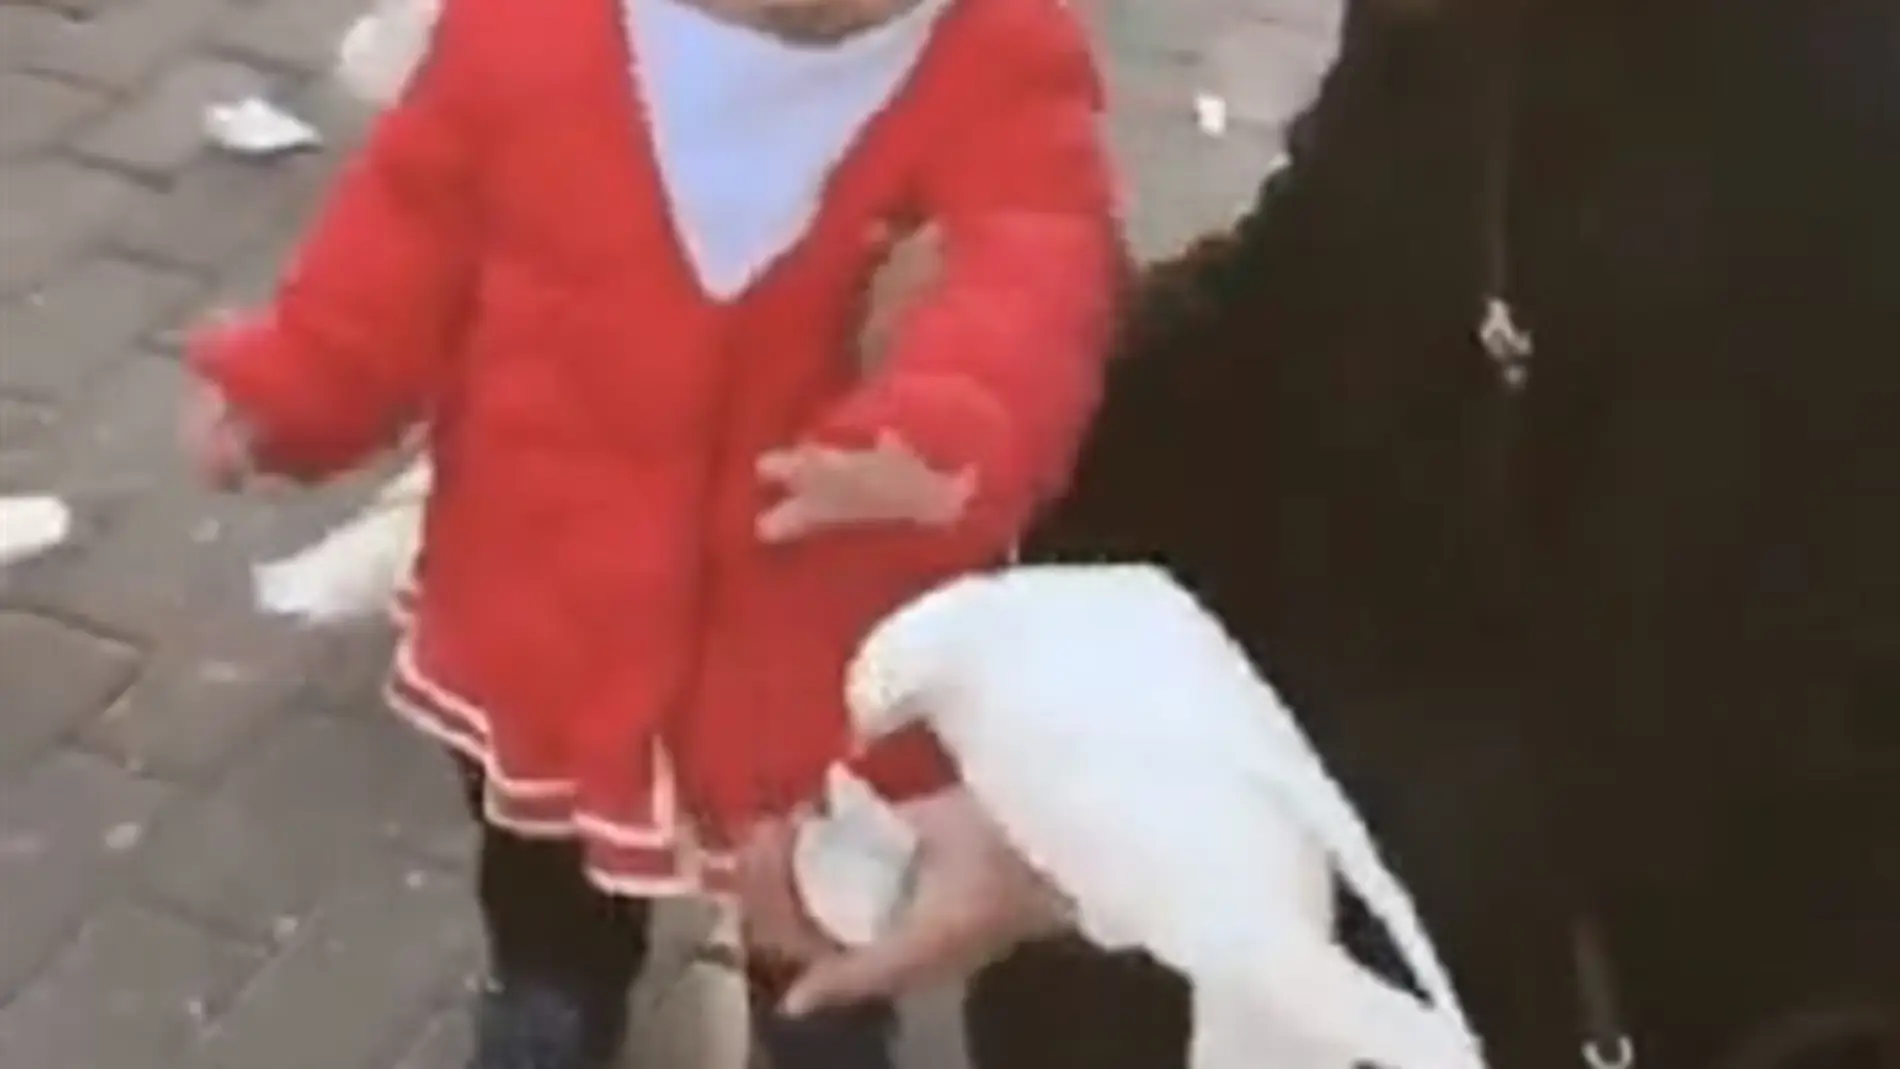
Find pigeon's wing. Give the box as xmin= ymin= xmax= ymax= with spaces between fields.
xmin=932 ymin=564 xmax=1323 ymax=948
xmin=954 ymin=734 xmax=1319 ymax=953
xmin=1184 ymin=922 xmax=1486 ymax=1069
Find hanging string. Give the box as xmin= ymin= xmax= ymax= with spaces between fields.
xmin=1474 ymin=6 xmax=1534 ymax=392
xmin=1466 ymin=9 xmax=1635 ymax=1066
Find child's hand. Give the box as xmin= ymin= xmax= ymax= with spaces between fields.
xmin=734 ymin=815 xmax=841 ymax=968
xmin=756 ymin=430 xmax=973 ymax=543
xmin=181 ymin=381 xmax=254 ymax=491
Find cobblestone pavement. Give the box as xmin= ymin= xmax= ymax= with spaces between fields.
xmin=0 ymin=0 xmax=1328 ymax=1065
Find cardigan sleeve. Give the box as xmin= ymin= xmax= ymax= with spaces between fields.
xmin=823 ymin=3 xmax=1121 ymax=802
xmin=187 ymin=0 xmax=479 ymax=481
xmin=802 ymin=1 xmax=1124 ymax=558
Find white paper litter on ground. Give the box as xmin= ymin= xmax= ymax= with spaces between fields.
xmin=0 ymin=495 xmax=72 ymax=568
xmin=204 ymin=96 xmax=323 ymax=157
xmin=1194 ymin=92 xmax=1229 ymax=137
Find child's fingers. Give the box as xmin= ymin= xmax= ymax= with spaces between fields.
xmin=757 ymin=493 xmax=839 ymax=544
xmin=756 ymin=447 xmax=805 ymax=483
xmin=757 ymin=443 xmax=857 ymax=486
xmin=778 ymin=862 xmax=986 ymax=1016
xmin=181 ymin=386 xmax=246 ymax=490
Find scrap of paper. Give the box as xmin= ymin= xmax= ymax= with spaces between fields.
xmin=204 ymin=96 xmax=323 ymax=157
xmin=0 ymin=496 xmax=72 ymax=568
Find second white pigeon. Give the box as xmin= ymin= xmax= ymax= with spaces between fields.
xmin=251 ymin=458 xmax=430 ymax=624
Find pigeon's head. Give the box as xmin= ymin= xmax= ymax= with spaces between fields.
xmin=843 ymin=571 xmax=997 ymax=746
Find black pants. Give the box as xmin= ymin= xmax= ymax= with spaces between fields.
xmin=458 ymin=760 xmax=897 ymax=1068
xmin=963 ymin=939 xmax=1190 ymax=1069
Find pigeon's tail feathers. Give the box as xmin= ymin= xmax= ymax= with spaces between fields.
xmin=1138 ymin=566 xmax=1475 ymax=1047
xmin=1199 ymin=926 xmax=1484 ymax=1069
xmin=1265 ymin=721 xmax=1478 ymax=1049
xmin=335 ymin=0 xmax=442 ymax=106
xmin=252 ymin=489 xmax=424 ymax=625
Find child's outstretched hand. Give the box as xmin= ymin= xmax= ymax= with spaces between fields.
xmin=181 ymin=380 xmax=254 ymax=491
xmin=756 ymin=430 xmax=972 ymax=543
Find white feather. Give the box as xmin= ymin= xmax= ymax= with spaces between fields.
xmin=252 ymin=459 xmax=430 ymax=624
xmin=835 ymin=563 xmax=1486 ymax=1069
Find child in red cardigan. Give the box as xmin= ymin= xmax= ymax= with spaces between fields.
xmin=184 ymin=0 xmax=1120 ymax=1065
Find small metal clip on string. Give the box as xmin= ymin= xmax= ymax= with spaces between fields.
xmin=1479 ymin=296 xmax=1534 ymax=391
xmin=1575 ymin=918 xmax=1636 ymax=1069
xmin=1475 ymin=6 xmax=1534 ymax=395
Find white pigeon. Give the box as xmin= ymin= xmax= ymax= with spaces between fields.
xmin=828 ymin=562 xmax=1485 ymax=1069
xmin=252 ymin=458 xmax=430 ymax=624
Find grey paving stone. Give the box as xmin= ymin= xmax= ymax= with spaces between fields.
xmin=0 ymin=159 xmax=148 ymax=298
xmin=627 ymin=955 xmax=756 ymax=1069
xmin=203 ymin=213 xmax=305 ymax=310
xmin=1094 ymin=0 xmax=1234 ymax=67
xmin=391 ymin=1003 xmax=476 ymax=1069
xmin=1205 ymin=17 xmax=1338 ymax=134
xmin=295 ymin=621 xmax=400 ymax=716
xmin=138 ymin=713 xmax=439 ymax=941
xmin=211 ymin=0 xmax=389 ymax=75
xmin=371 ymin=721 xmax=478 ymax=873
xmin=0 ymin=6 xmax=67 ymax=70
xmin=114 ymin=149 xmax=336 ymax=275
xmin=1107 ymin=94 xmax=1280 ymax=258
xmin=0 ymin=905 xmax=266 ymax=1069
xmin=71 ymin=57 xmax=271 ymax=179
xmin=25 ymin=0 xmax=233 ymax=92
xmin=194 ymin=857 xmax=481 ymax=1069
xmin=32 ymin=0 xmax=120 ymax=21
xmin=0 ymin=257 xmax=201 ymax=401
xmin=2 ymin=356 xmax=253 ymax=636
xmin=2 ymin=490 xmax=251 ymax=647
xmin=79 ymin=619 xmax=315 ymax=783
xmin=0 ymin=70 xmax=106 ymax=160
xmin=0 ymin=397 xmax=63 ymax=488
xmin=0 ymin=751 xmax=173 ymax=1001
xmin=32 ymin=347 xmax=211 ymax=491
xmin=0 ymin=610 xmax=141 ymax=774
